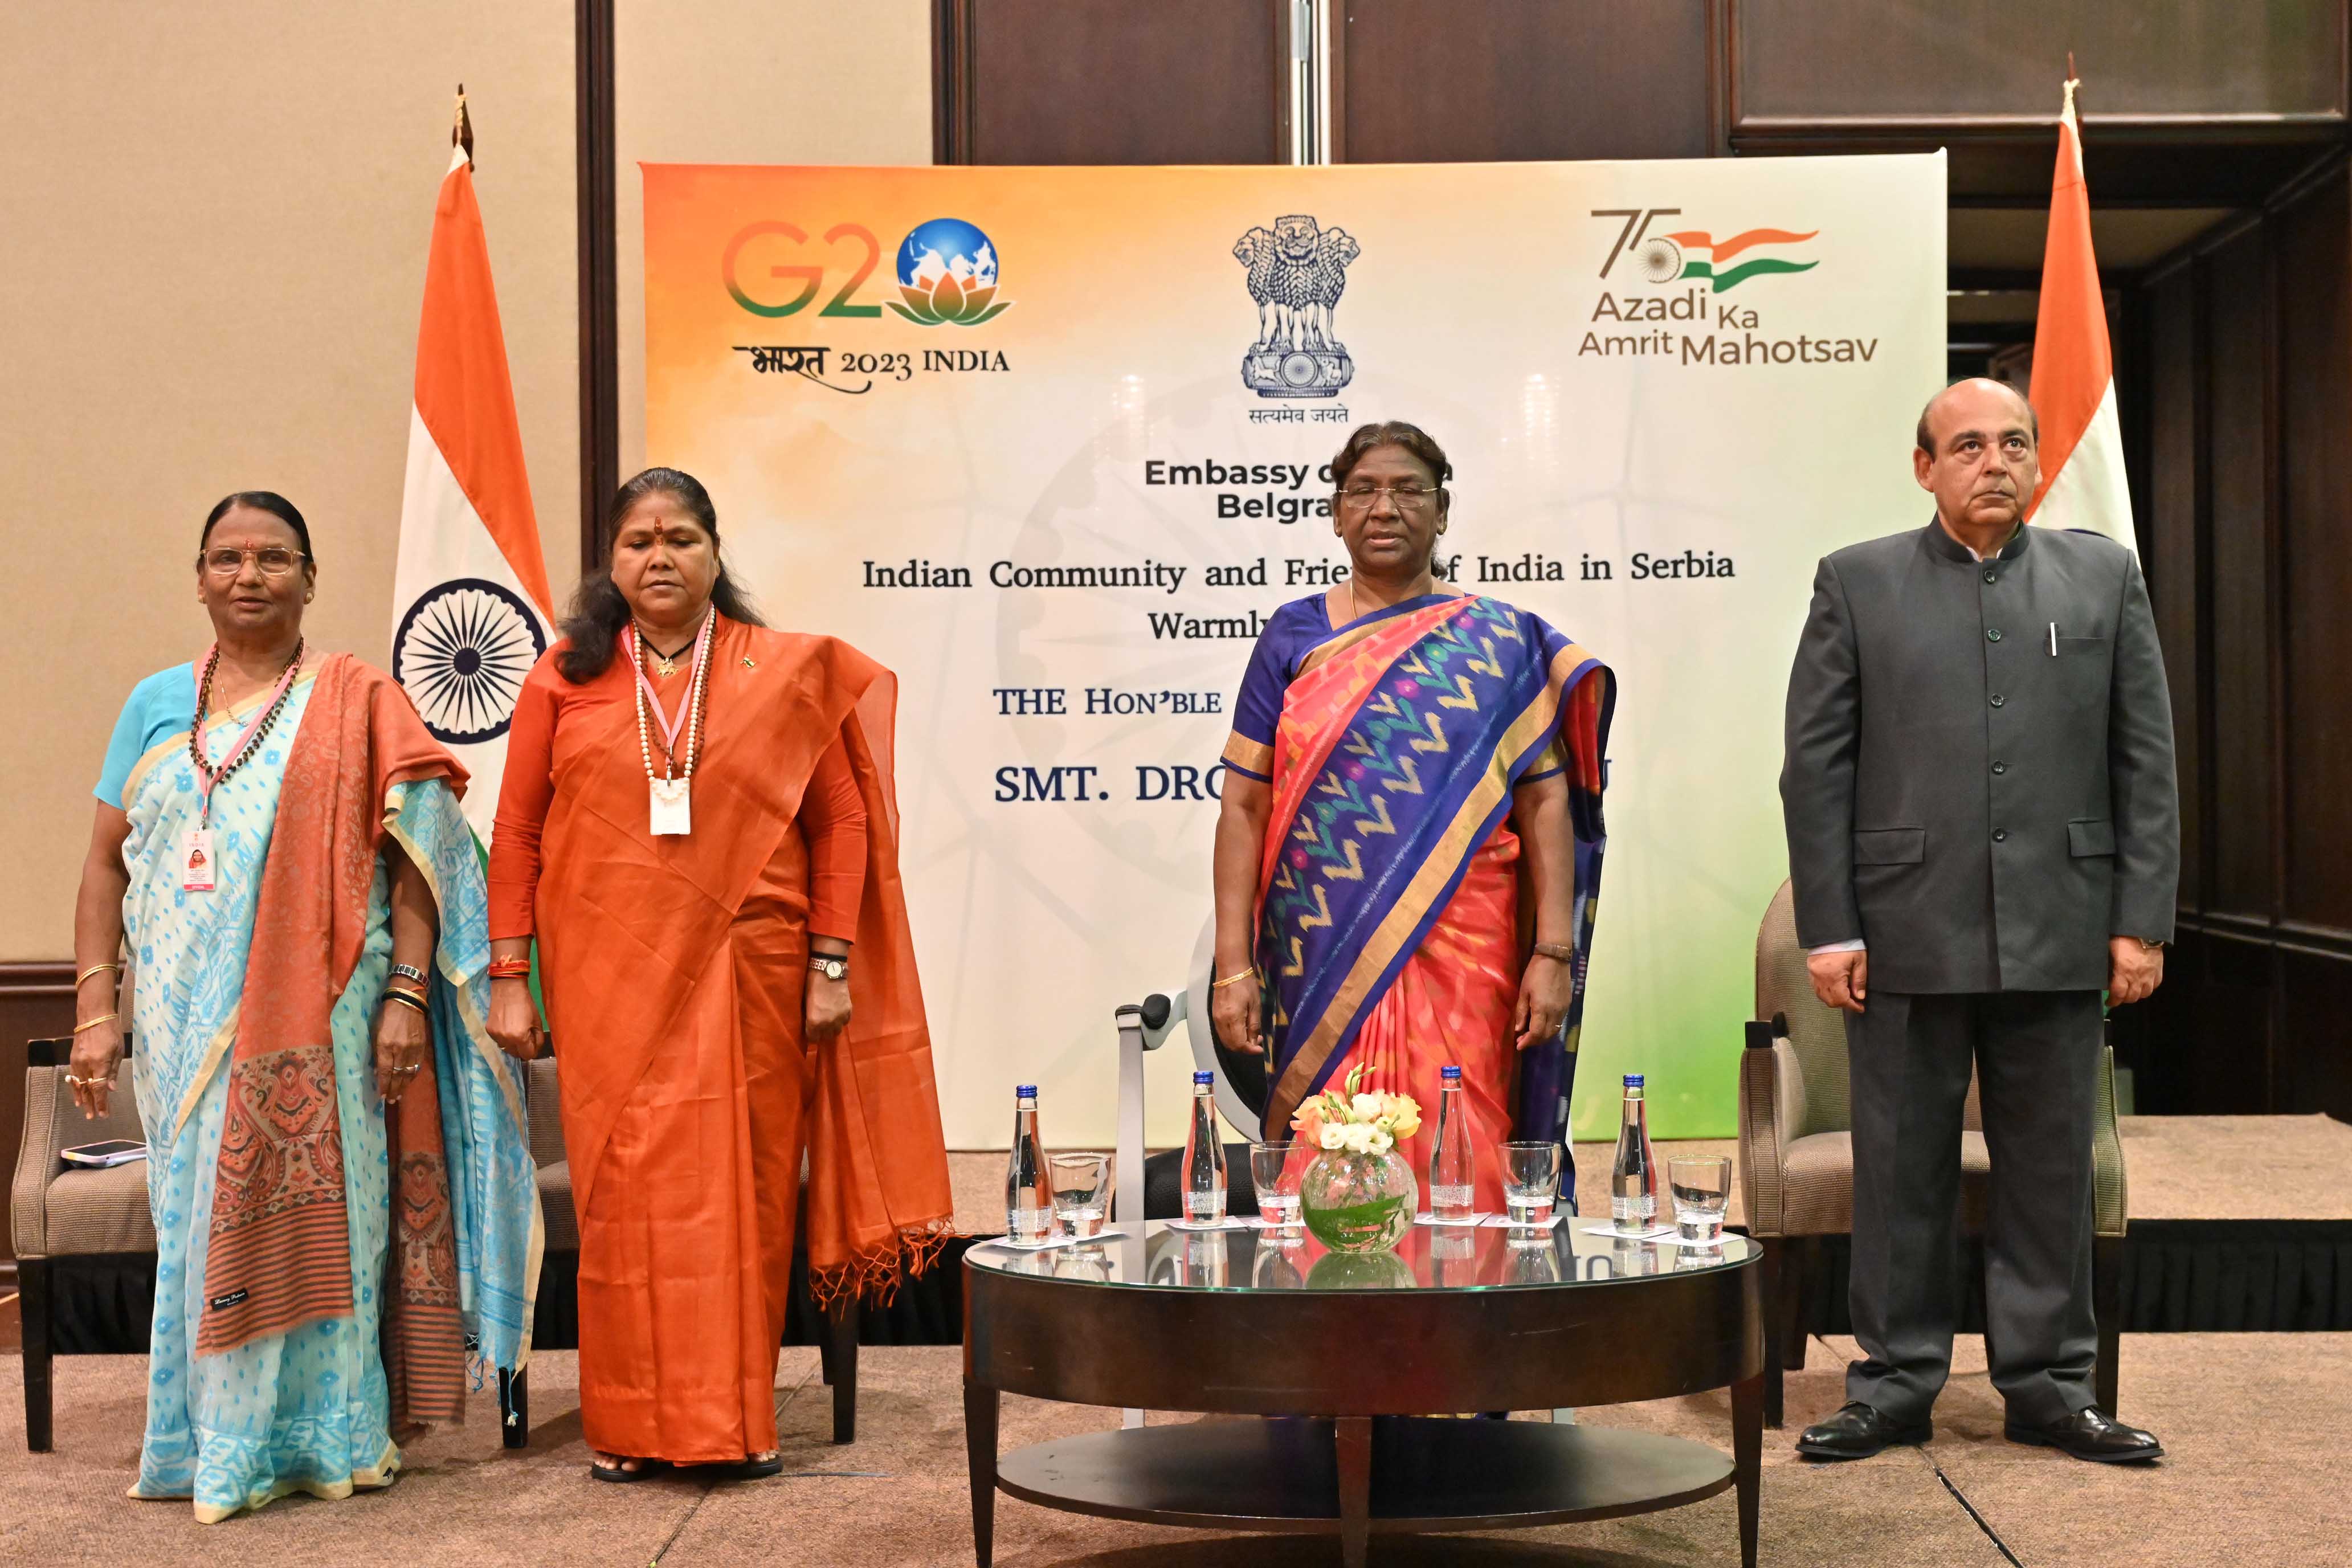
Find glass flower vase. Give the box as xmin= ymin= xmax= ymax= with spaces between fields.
xmin=1299 ymin=1148 xmax=1418 ymax=1253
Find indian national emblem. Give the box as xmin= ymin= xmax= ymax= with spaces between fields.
xmin=1234 ymin=214 xmax=1359 ymax=398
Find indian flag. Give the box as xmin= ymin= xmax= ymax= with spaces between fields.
xmin=391 ymin=113 xmax=556 ymax=846
xmin=1662 ymin=227 xmax=1818 ymax=291
xmin=2024 ymin=76 xmax=2137 ymax=556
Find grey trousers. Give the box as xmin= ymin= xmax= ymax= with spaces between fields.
xmin=1844 ymin=989 xmax=2102 ymax=1426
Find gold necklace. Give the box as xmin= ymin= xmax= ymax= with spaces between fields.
xmin=635 ymin=623 xmax=694 ymax=677
xmin=1348 ymin=570 xmax=1435 ymax=625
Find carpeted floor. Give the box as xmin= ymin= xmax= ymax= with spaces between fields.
xmin=4 ymin=1332 xmax=2345 ymax=1566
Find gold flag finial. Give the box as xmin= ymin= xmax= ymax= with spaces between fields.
xmin=454 ymin=84 xmax=475 ymax=165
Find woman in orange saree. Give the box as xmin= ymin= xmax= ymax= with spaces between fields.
xmin=487 ymin=469 xmax=953 ymax=1480
xmin=1211 ymin=424 xmax=1612 ymax=1214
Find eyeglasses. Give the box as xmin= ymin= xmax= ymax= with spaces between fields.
xmin=199 ymin=546 xmax=307 ymax=577
xmin=1338 ymin=483 xmax=1440 ymax=511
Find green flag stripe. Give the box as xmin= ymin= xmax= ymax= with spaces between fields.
xmin=1681 ymin=256 xmax=1819 ymax=292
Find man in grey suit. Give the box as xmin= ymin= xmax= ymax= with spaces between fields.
xmin=1780 ymin=377 xmax=2175 ymax=1464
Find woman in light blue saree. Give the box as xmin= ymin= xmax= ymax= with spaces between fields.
xmin=67 ymin=492 xmax=540 ymax=1522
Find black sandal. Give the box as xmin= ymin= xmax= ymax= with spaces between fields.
xmin=589 ymin=1454 xmax=666 ymax=1483
xmin=705 ymin=1451 xmax=784 ymax=1480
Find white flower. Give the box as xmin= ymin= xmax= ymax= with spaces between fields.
xmin=1367 ymin=1128 xmax=1394 ymax=1154
xmin=1351 ymin=1093 xmax=1384 ymax=1122
xmin=1318 ymin=1122 xmax=1349 ymax=1151
xmin=1341 ymin=1122 xmax=1377 ymax=1154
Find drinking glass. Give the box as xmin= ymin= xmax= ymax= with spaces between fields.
xmin=1252 ymin=1240 xmax=1305 ymax=1289
xmin=1250 ymin=1140 xmax=1302 ymax=1234
xmin=1054 ymin=1244 xmax=1112 ymax=1283
xmin=1049 ymin=1152 xmax=1112 ymax=1239
xmin=1668 ymin=1155 xmax=1732 ymax=1244
xmin=1500 ymin=1141 xmax=1562 ymax=1228
xmin=1508 ymin=1238 xmax=1565 ymax=1284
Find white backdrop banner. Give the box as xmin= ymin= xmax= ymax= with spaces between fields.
xmin=642 ymin=153 xmax=1947 ymax=1148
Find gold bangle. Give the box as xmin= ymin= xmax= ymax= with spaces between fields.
xmin=1210 ymin=967 xmax=1259 ymax=990
xmin=381 ymin=989 xmax=430 ymax=1016
xmin=73 ymin=1012 xmax=119 ymax=1034
xmin=76 ymin=962 xmax=122 ymax=989
xmin=1531 ymin=941 xmax=1575 ymax=963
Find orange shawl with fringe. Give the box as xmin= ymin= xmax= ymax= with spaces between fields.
xmin=509 ymin=618 xmax=952 ymax=1463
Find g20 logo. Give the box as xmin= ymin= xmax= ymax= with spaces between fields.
xmin=722 ymin=217 xmax=1013 ymax=327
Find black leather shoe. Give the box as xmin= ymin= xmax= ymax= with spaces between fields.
xmin=1795 ymin=1401 xmax=1933 ymax=1460
xmin=2004 ymin=1406 xmax=2163 ymax=1463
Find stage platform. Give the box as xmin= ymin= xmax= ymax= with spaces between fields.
xmin=5 ymin=1114 xmax=2346 ymax=1563
xmin=2 ymin=1334 xmax=2343 ymax=1565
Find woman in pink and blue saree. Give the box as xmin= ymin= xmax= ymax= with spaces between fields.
xmin=1211 ymin=424 xmax=1612 ymax=1213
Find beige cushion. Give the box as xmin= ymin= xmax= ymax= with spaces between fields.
xmin=13 ymin=1061 xmax=143 ymax=1260
xmin=1777 ymin=1130 xmax=1992 ymax=1237
xmin=537 ymin=1159 xmax=577 ymax=1253
xmin=525 ymin=1056 xmax=566 ymax=1167
xmin=43 ymin=1161 xmax=158 ymax=1255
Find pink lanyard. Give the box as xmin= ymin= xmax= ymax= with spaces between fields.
xmin=628 ymin=611 xmax=712 ymax=759
xmin=192 ymin=646 xmax=302 ymax=826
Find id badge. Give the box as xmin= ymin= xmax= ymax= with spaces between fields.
xmin=182 ymin=828 xmax=217 ymax=891
xmin=649 ymin=777 xmax=692 ymax=836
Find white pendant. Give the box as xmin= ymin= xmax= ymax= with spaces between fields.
xmin=649 ymin=777 xmax=692 ymax=836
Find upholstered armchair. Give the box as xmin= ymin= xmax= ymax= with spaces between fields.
xmin=1736 ymin=880 xmax=2128 ymax=1426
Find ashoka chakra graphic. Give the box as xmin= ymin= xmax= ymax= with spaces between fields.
xmin=1279 ymin=350 xmax=1322 ymax=387
xmin=1636 ymin=235 xmax=1684 ymax=285
xmin=393 ymin=577 xmax=547 ymax=744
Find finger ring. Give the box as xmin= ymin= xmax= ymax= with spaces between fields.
xmin=397 ymin=1063 xmax=421 ymax=1075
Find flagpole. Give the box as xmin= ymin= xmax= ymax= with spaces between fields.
xmin=454 ymin=84 xmax=474 ymax=167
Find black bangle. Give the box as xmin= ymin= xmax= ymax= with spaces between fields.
xmin=382 ymin=988 xmax=430 ymax=1016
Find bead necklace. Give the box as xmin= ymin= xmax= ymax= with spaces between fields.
xmin=188 ymin=638 xmax=304 ymax=820
xmin=629 ymin=612 xmax=712 ymax=783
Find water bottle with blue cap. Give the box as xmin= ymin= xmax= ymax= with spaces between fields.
xmin=1179 ymin=1069 xmax=1228 ymax=1224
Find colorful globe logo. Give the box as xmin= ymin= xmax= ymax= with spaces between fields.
xmin=890 ymin=218 xmax=1012 ymax=327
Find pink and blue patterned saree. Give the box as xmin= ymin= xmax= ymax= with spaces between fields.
xmin=1223 ymin=592 xmax=1612 ymax=1211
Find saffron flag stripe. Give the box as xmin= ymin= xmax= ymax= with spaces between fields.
xmin=411 ymin=148 xmax=552 ymax=615
xmin=2024 ymin=80 xmax=2136 ymax=554
xmin=393 ymin=143 xmax=556 ymax=847
xmin=1664 ymin=227 xmax=1819 ymax=260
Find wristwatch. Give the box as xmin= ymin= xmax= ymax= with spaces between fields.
xmin=808 ymin=954 xmax=850 ymax=982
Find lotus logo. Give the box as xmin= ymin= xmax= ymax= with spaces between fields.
xmin=890 ymin=217 xmax=1012 ymax=327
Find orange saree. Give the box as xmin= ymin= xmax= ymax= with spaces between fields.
xmin=489 ymin=616 xmax=952 ymax=1464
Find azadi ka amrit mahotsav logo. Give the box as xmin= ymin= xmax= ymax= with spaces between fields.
xmin=1599 ymin=210 xmax=1818 ymax=292
xmin=891 ymin=218 xmax=1013 ymax=326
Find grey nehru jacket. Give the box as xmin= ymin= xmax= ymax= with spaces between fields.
xmin=1780 ymin=520 xmax=2179 ymax=993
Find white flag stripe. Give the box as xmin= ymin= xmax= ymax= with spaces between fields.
xmin=393 ymin=406 xmax=550 ymax=844
xmin=2030 ymin=382 xmax=2135 ymax=553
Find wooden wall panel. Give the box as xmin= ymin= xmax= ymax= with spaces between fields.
xmin=939 ymin=0 xmax=1284 ymax=165
xmin=2144 ymin=262 xmax=2202 ymax=911
xmin=2200 ymin=226 xmax=2275 ymax=922
xmin=2119 ymin=157 xmax=2352 ymax=1124
xmin=2275 ymin=169 xmax=2352 ymax=932
xmin=1732 ymin=0 xmax=2347 ymax=124
xmin=1333 ymin=0 xmax=1711 ymax=164
xmin=2282 ymin=951 xmax=2352 ymax=1118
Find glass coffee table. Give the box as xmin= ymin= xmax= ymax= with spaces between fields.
xmin=963 ymin=1218 xmax=1762 ymax=1568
